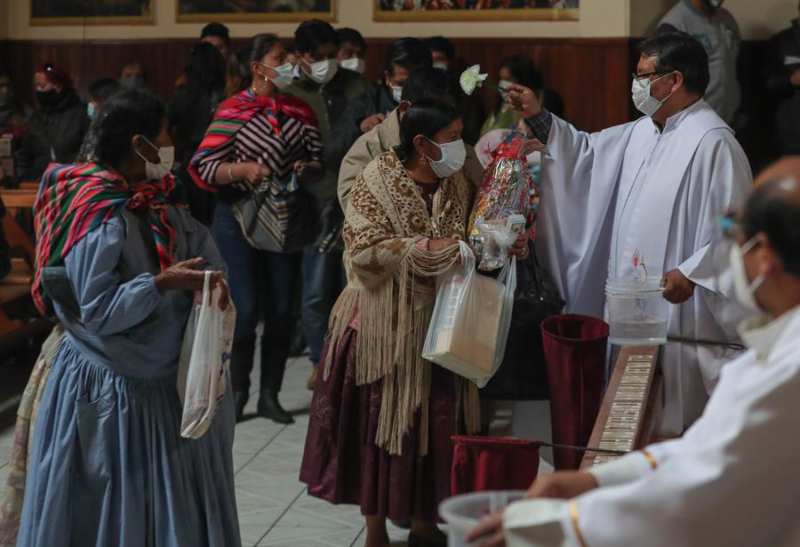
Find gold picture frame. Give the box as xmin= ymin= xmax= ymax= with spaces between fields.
xmin=373 ymin=1 xmax=578 ymax=22
xmin=30 ymin=0 xmax=155 ymax=26
xmin=176 ymin=1 xmax=336 ymax=23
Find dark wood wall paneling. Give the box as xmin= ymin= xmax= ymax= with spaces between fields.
xmin=0 ymin=37 xmax=633 ymax=133
xmin=0 ymin=36 xmax=778 ymax=169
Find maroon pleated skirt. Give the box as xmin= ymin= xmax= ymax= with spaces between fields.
xmin=299 ymin=326 xmax=459 ymax=522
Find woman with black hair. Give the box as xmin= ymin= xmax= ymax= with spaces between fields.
xmin=481 ymin=54 xmax=545 ymax=137
xmin=190 ymin=33 xmax=323 ymax=424
xmin=17 ymin=89 xmax=239 ymax=546
xmin=301 ymin=99 xmax=481 ymax=547
xmin=169 ymin=42 xmax=227 ymax=224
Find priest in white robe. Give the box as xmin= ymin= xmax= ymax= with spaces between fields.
xmin=511 ymin=31 xmax=752 ymax=434
xmin=467 ymin=167 xmax=800 ymax=547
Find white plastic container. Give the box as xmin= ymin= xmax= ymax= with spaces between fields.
xmin=439 ymin=490 xmax=525 ymax=547
xmin=605 ymin=277 xmax=670 ymax=346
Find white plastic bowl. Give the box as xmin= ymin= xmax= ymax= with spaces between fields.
xmin=439 ymin=490 xmax=526 ymax=547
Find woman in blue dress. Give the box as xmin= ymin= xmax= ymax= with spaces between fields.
xmin=17 ymin=89 xmax=240 ymax=547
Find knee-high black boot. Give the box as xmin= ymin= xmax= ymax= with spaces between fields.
xmin=230 ymin=335 xmax=256 ymax=422
xmin=257 ymin=320 xmax=294 ymax=424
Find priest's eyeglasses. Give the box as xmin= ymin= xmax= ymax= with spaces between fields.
xmin=633 ymin=71 xmax=668 ymax=81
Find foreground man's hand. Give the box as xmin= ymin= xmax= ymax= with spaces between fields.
xmin=662 ymin=268 xmax=695 ymax=304
xmin=467 ymin=511 xmax=506 ymax=547
xmin=527 ymin=471 xmax=599 ymax=500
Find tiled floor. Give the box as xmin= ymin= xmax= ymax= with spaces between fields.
xmin=0 ymin=351 xmax=554 ymax=547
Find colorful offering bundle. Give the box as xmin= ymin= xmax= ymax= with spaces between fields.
xmin=469 ymin=131 xmax=540 ymax=239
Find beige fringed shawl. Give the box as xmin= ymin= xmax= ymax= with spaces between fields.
xmin=324 ymin=150 xmax=481 ymax=456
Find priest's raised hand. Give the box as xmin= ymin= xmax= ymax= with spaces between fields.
xmin=507 ymin=83 xmax=541 ymax=119
xmin=662 ymin=268 xmax=696 ymax=304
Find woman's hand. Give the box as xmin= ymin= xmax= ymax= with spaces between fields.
xmin=427 ymin=238 xmax=459 ymax=253
xmin=154 ymin=257 xmax=224 ymax=295
xmin=509 ymin=231 xmax=529 ymax=259
xmin=526 ymin=471 xmax=599 ymax=500
xmin=238 ymin=161 xmax=271 ymax=184
xmin=294 ymin=160 xmax=323 ymax=184
xmin=360 ymin=113 xmax=386 ymax=133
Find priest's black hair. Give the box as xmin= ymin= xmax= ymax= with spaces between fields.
xmin=396 ymin=98 xmax=459 ymax=162
xmin=94 ymin=90 xmax=164 ymax=168
xmin=639 ymin=31 xmax=710 ymax=96
xmin=741 ymin=179 xmax=800 ymax=277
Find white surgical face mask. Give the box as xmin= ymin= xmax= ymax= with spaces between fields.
xmin=729 ymin=237 xmax=765 ymax=313
xmin=433 ymin=61 xmax=449 ymax=71
xmin=136 ymin=136 xmax=174 ymax=181
xmin=307 ymin=58 xmax=338 ymax=85
xmin=390 ymin=85 xmax=403 ymax=103
xmin=426 ymin=138 xmax=466 ymax=179
xmin=340 ymin=57 xmax=365 ymax=74
xmin=631 ymin=73 xmax=674 ymax=117
xmin=264 ymin=62 xmax=295 ymax=89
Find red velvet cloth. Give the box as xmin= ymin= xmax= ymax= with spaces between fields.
xmin=450 ymin=436 xmax=540 ymax=496
xmin=541 ymin=314 xmax=609 ymax=470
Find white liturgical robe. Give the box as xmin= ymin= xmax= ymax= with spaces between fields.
xmin=535 ymin=100 xmax=752 ymax=434
xmin=502 ymin=307 xmax=800 ymax=547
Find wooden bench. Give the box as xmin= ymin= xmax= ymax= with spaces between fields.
xmin=0 ymin=188 xmax=44 ymax=343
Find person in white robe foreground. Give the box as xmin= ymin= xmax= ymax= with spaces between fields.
xmin=467 ymin=164 xmax=800 ymax=547
xmin=509 ymin=31 xmax=752 ymax=434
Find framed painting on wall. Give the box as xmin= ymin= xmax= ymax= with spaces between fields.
xmin=374 ymin=0 xmax=579 ymax=22
xmin=177 ymin=1 xmax=335 ymax=22
xmin=30 ymin=0 xmax=155 ymax=25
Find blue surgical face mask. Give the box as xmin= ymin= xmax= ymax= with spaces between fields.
xmin=87 ymin=102 xmax=97 ymax=121
xmin=262 ymin=62 xmax=295 ymax=89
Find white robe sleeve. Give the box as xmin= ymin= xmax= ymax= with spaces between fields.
xmin=565 ymin=353 xmax=800 ymax=547
xmin=535 ymin=116 xmax=637 ymax=317
xmin=676 ymin=129 xmax=752 ymax=292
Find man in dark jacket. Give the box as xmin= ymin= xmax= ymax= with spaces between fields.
xmin=15 ymin=63 xmax=89 ymax=182
xmin=283 ymin=19 xmax=370 ymax=385
xmin=767 ymin=4 xmax=800 ymax=155
xmin=342 ymin=38 xmax=432 ymax=140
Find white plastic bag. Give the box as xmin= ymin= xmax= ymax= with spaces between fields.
xmin=177 ymin=271 xmax=236 ymax=439
xmin=422 ymin=241 xmax=517 ymax=387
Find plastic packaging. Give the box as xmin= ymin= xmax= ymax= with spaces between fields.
xmin=422 ymin=242 xmax=516 ymax=387
xmin=439 ymin=490 xmax=526 ymax=547
xmin=605 ymin=276 xmax=670 ymax=346
xmin=177 ymin=272 xmax=236 ymax=438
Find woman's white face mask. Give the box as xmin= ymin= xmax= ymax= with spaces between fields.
xmin=136 ymin=136 xmax=174 ymax=181
xmin=426 ymin=138 xmax=466 ymax=179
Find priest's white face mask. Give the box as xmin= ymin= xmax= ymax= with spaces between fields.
xmin=631 ymin=71 xmax=676 ymax=117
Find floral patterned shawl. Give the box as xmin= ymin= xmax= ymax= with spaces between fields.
xmin=325 ymin=150 xmax=481 ymax=456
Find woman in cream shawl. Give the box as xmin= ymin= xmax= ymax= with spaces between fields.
xmin=301 ymin=99 xmax=481 ymax=547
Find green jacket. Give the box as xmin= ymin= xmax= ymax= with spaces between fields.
xmin=284 ymin=69 xmax=370 ymax=205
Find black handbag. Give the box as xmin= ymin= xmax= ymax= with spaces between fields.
xmin=480 ymin=243 xmax=564 ymax=400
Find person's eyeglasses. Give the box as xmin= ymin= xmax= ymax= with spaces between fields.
xmin=632 ymin=71 xmax=667 ymax=81
xmin=718 ymin=211 xmax=746 ymax=241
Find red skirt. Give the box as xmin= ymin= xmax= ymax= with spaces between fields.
xmin=299 ymin=326 xmax=459 ymax=522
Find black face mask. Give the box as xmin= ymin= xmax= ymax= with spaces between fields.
xmin=36 ymin=89 xmax=61 ymax=108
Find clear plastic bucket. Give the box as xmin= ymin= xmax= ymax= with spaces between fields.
xmin=605 ymin=277 xmax=669 ymax=346
xmin=439 ymin=490 xmax=526 ymax=547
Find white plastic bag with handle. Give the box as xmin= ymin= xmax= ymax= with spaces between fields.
xmin=177 ymin=271 xmax=236 ymax=439
xmin=422 ymin=241 xmax=517 ymax=387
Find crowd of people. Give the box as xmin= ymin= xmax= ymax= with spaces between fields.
xmin=0 ymin=0 xmax=799 ymax=546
